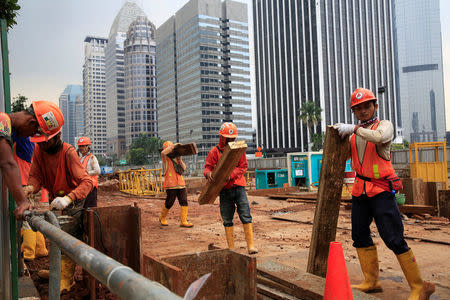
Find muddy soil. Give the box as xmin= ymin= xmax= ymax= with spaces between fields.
xmin=27 ymin=184 xmax=450 ymax=299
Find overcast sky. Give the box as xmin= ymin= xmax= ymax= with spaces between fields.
xmin=7 ymin=0 xmax=450 ymax=130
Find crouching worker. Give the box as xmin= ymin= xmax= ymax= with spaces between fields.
xmin=159 ymin=141 xmax=193 ymax=227
xmin=23 ymin=101 xmax=93 ymax=293
xmin=203 ymin=122 xmax=257 ymax=254
xmin=334 ymin=88 xmax=434 ymax=300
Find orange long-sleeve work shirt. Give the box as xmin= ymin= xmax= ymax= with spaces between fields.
xmin=28 ymin=143 xmax=93 ymax=201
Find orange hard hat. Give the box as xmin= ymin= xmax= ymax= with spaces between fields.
xmin=350 ymin=88 xmax=377 ymax=108
xmin=30 ymin=101 xmax=65 ymax=142
xmin=219 ymin=122 xmax=238 ymax=138
xmin=77 ymin=137 xmax=92 ymax=146
xmin=163 ymin=141 xmax=173 ymax=149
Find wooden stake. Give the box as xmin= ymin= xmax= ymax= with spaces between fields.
xmin=307 ymin=126 xmax=350 ymax=277
xmin=198 ymin=141 xmax=247 ymax=205
xmin=167 ymin=143 xmax=198 ymax=158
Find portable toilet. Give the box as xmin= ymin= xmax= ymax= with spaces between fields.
xmin=255 ymin=169 xmax=289 ymax=189
xmin=287 ymin=152 xmax=323 ymax=188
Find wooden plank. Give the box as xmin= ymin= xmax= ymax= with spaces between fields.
xmin=198 ymin=141 xmax=247 ymax=205
xmin=399 ymin=204 xmax=436 ymax=215
xmin=438 ymin=190 xmax=450 ymax=219
xmin=167 ymin=142 xmax=198 ymax=158
xmin=307 ymin=126 xmax=350 ymax=277
xmin=424 ymin=182 xmax=446 ymax=207
xmin=401 ymin=178 xmax=425 ymax=205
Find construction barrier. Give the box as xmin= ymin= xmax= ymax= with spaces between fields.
xmin=409 ymin=141 xmax=448 ymax=188
xmin=118 ymin=168 xmax=163 ymax=196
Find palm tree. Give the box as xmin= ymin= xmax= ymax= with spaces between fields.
xmin=297 ymin=101 xmax=323 ymax=151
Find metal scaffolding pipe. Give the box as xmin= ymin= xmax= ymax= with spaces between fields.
xmin=44 ymin=211 xmax=61 ymax=300
xmin=25 ymin=212 xmax=182 ymax=300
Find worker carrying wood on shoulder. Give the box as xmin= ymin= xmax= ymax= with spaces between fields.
xmin=203 ymin=122 xmax=257 ymax=254
xmin=22 ymin=101 xmax=93 ymax=293
xmin=159 ymin=141 xmax=193 ymax=227
xmin=334 ymin=88 xmax=434 ymax=300
xmin=77 ymin=137 xmax=100 ymax=208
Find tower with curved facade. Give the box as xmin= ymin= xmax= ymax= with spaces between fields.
xmin=124 ymin=16 xmax=157 ymax=147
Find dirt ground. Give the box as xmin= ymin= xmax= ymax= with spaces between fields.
xmin=26 ymin=182 xmax=450 ymax=299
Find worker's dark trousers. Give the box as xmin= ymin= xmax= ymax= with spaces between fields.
xmin=165 ymin=188 xmax=188 ymax=209
xmin=219 ymin=186 xmax=252 ymax=227
xmin=352 ymin=191 xmax=409 ymax=255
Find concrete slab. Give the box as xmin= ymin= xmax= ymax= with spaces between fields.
xmin=259 ymin=250 xmax=449 ymax=300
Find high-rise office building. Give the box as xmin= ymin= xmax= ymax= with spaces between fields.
xmin=253 ymin=0 xmax=398 ymax=154
xmin=59 ymin=84 xmax=83 ymax=146
xmin=83 ymin=36 xmax=108 ymax=155
xmin=157 ymin=0 xmax=253 ymax=157
xmin=124 ymin=16 xmax=157 ymax=147
xmin=394 ymin=0 xmax=445 ymax=143
xmin=106 ymin=1 xmax=146 ymax=157
xmin=75 ymin=94 xmax=84 ymax=141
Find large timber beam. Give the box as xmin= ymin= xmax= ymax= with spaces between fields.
xmin=307 ymin=125 xmax=350 ymax=277
xmin=198 ymin=141 xmax=247 ymax=205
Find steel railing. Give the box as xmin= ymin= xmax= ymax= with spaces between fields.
xmin=24 ymin=210 xmax=209 ymax=300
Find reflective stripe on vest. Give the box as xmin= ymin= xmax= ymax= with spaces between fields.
xmin=81 ymin=153 xmax=99 ymax=188
xmin=163 ymin=158 xmax=185 ymax=189
xmin=350 ymin=121 xmax=395 ymax=197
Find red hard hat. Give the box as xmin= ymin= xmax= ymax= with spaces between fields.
xmin=219 ymin=122 xmax=238 ymax=138
xmin=30 ymin=101 xmax=65 ymax=142
xmin=163 ymin=141 xmax=173 ymax=149
xmin=350 ymin=88 xmax=377 ymax=108
xmin=77 ymin=137 xmax=92 ymax=146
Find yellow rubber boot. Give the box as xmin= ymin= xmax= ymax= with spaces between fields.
xmin=243 ymin=223 xmax=258 ymax=254
xmin=21 ymin=229 xmax=36 ymax=261
xmin=159 ymin=206 xmax=169 ymax=226
xmin=35 ymin=231 xmax=48 ymax=258
xmin=224 ymin=226 xmax=234 ymax=250
xmin=60 ymin=256 xmax=76 ymax=293
xmin=397 ymin=249 xmax=435 ymax=300
xmin=351 ymin=246 xmax=382 ymax=293
xmin=180 ymin=206 xmax=193 ymax=228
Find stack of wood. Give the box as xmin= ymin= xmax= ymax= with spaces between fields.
xmin=160 ymin=142 xmax=198 ymax=158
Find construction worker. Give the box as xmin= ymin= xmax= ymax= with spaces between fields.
xmin=159 ymin=141 xmax=193 ymax=227
xmin=0 ymin=101 xmax=59 ymax=219
xmin=77 ymin=137 xmax=100 ymax=208
xmin=204 ymin=122 xmax=258 ymax=254
xmin=334 ymin=88 xmax=434 ymax=300
xmin=13 ymin=134 xmax=48 ymax=261
xmin=23 ymin=102 xmax=93 ymax=293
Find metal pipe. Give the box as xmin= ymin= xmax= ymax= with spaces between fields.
xmin=44 ymin=211 xmax=61 ymax=300
xmin=24 ymin=212 xmax=182 ymax=300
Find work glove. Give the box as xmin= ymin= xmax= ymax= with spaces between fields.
xmin=50 ymin=196 xmax=72 ymax=210
xmin=334 ymin=123 xmax=355 ymax=137
xmin=23 ymin=185 xmax=35 ymax=198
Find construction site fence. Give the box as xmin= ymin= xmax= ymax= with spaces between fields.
xmin=118 ymin=168 xmax=163 ymax=195
xmin=114 ymin=148 xmax=450 ymax=175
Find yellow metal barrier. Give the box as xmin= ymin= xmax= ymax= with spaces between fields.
xmin=409 ymin=141 xmax=448 ymax=188
xmin=118 ymin=168 xmax=163 ymax=196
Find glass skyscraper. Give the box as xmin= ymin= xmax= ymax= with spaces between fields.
xmin=394 ymin=0 xmax=445 ymax=142
xmin=124 ymin=16 xmax=157 ymax=147
xmin=59 ymin=84 xmax=83 ymax=146
xmin=253 ymin=0 xmax=398 ymax=154
xmin=157 ymin=0 xmax=252 ymax=157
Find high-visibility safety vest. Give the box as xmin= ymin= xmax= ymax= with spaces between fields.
xmin=350 ymin=122 xmax=395 ymax=197
xmin=81 ymin=153 xmax=99 ymax=188
xmin=33 ymin=143 xmax=79 ymax=200
xmin=163 ymin=158 xmax=185 ymax=189
xmin=13 ymin=143 xmax=33 ymax=185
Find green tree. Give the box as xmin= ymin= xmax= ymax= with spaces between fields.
xmin=128 ymin=134 xmax=164 ymax=165
xmin=11 ymin=94 xmax=27 ymax=112
xmin=0 ymin=0 xmax=21 ymax=29
xmin=311 ymin=133 xmax=324 ymax=151
xmin=127 ymin=148 xmax=147 ymax=165
xmin=297 ymin=101 xmax=323 ymax=151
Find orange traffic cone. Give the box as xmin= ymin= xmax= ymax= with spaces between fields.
xmin=324 ymin=242 xmax=354 ymax=300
